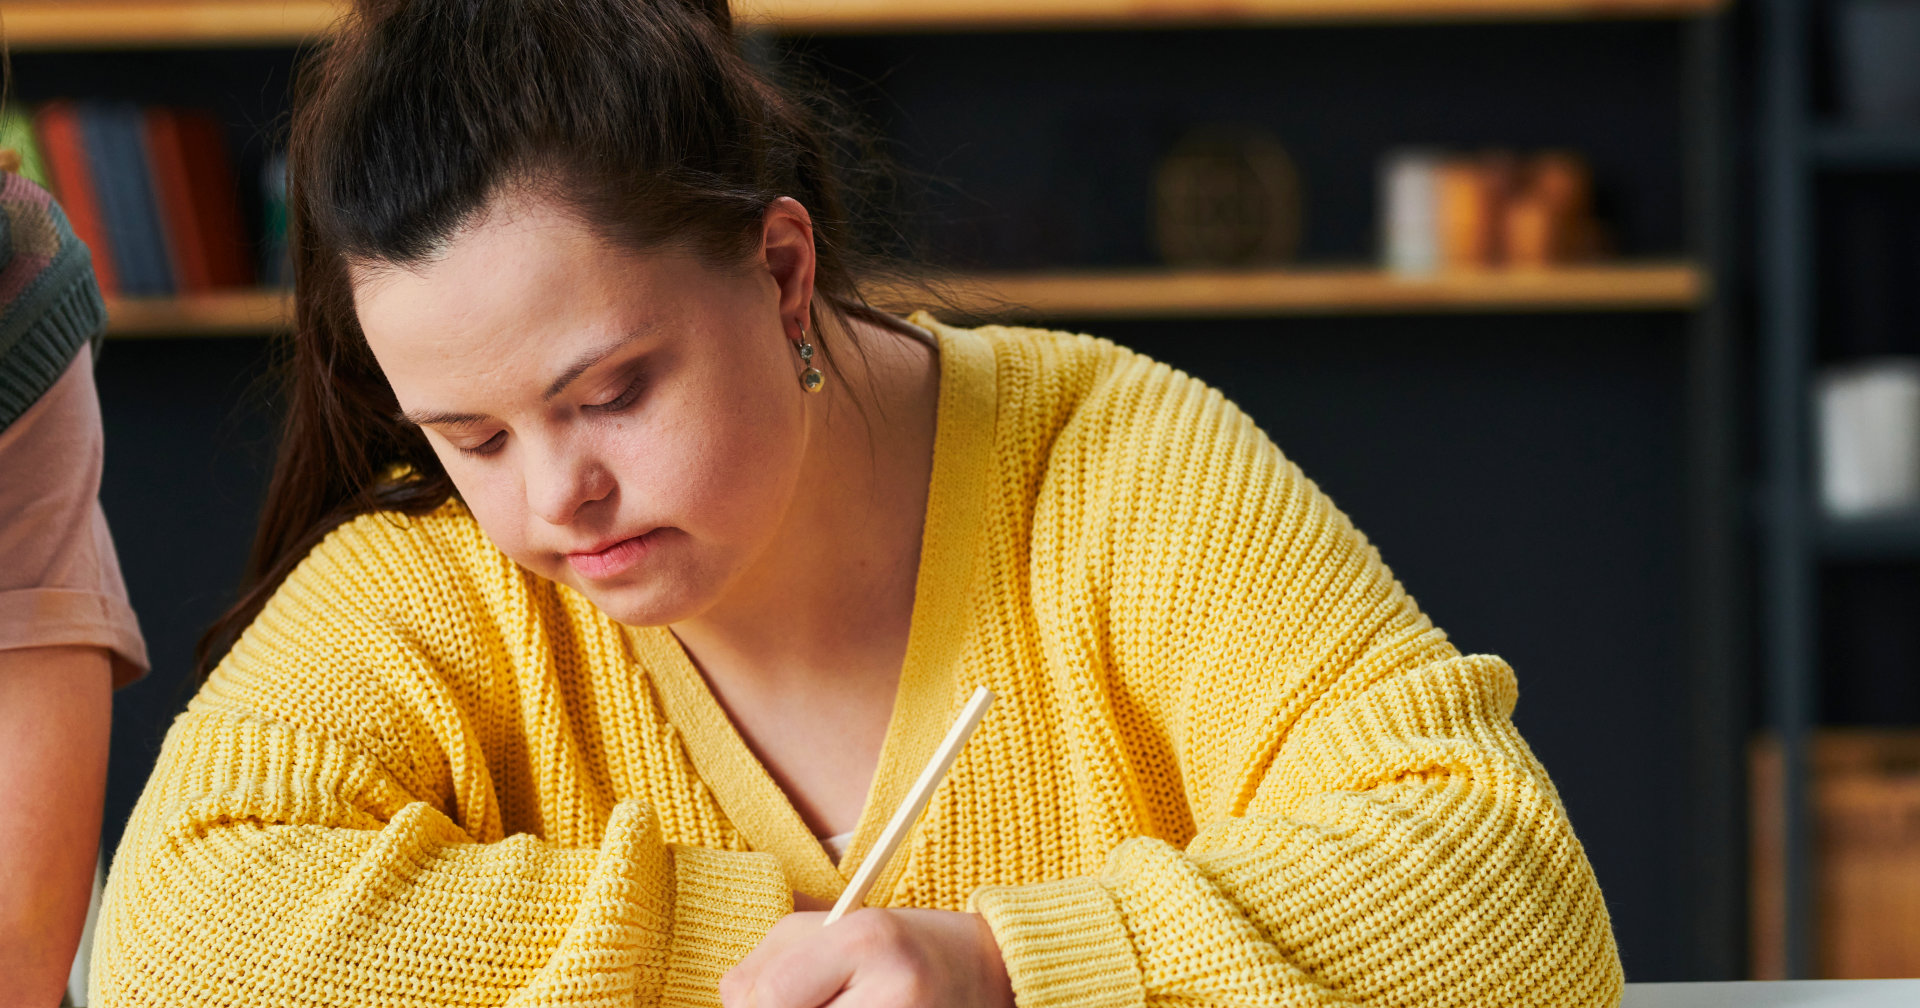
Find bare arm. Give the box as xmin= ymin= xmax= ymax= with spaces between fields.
xmin=0 ymin=645 xmax=112 ymax=1008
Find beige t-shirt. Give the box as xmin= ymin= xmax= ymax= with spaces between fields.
xmin=0 ymin=344 xmax=147 ymax=686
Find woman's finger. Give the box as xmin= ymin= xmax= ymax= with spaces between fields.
xmin=726 ymin=907 xmax=1010 ymax=1008
xmin=722 ymin=913 xmax=821 ymax=1006
xmin=733 ymin=916 xmax=862 ymax=1008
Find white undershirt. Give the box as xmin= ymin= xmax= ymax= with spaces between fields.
xmin=820 ymin=831 xmax=855 ymax=863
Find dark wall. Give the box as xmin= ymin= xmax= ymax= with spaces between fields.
xmin=92 ymin=337 xmax=277 ymax=858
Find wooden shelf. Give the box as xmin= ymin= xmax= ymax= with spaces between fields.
xmin=4 ymin=0 xmax=1731 ymax=49
xmin=892 ymin=262 xmax=1706 ymax=318
xmin=3 ymin=2 xmax=342 ymax=49
xmin=1812 ymin=127 xmax=1920 ymax=171
xmin=102 ymin=263 xmax=1703 ymax=335
xmin=106 ymin=288 xmax=290 ymax=336
xmin=746 ymin=0 xmax=1729 ymax=32
xmin=1820 ymin=512 xmax=1920 ymax=562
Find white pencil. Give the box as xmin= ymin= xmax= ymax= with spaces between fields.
xmin=823 ymin=686 xmax=996 ymax=926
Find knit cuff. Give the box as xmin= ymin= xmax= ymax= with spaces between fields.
xmin=0 ymin=252 xmax=108 ymax=430
xmin=660 ymin=844 xmax=792 ymax=1008
xmin=970 ymin=876 xmax=1147 ymax=1008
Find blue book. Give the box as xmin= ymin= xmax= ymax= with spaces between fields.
xmin=260 ymin=150 xmax=290 ymax=288
xmin=78 ymin=102 xmax=175 ymax=296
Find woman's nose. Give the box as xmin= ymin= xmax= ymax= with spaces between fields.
xmin=525 ymin=444 xmax=614 ymax=527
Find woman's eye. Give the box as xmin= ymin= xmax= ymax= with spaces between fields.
xmin=456 ymin=431 xmax=507 ymax=457
xmin=588 ymin=375 xmax=646 ymax=414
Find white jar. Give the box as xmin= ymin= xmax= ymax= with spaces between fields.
xmin=1817 ymin=357 xmax=1920 ymax=517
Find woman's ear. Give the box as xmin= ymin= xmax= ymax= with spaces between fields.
xmin=761 ymin=197 xmax=817 ymax=336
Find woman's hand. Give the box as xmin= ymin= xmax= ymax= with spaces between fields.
xmin=720 ymin=907 xmax=1015 ymax=1008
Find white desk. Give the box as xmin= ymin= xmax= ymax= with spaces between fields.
xmin=1624 ymin=980 xmax=1920 ymax=1007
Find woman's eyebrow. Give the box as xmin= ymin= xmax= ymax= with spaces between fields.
xmin=543 ymin=324 xmax=656 ymax=402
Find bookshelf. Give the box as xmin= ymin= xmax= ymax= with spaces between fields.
xmin=4 ymin=0 xmax=1730 ymax=49
xmin=17 ymin=0 xmax=1721 ymax=339
xmin=1757 ymin=0 xmax=1920 ymax=978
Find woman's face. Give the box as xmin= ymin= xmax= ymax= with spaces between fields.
xmin=352 ymin=192 xmax=813 ymax=627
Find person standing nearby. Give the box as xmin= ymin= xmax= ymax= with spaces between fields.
xmin=0 ymin=148 xmax=148 ymax=1007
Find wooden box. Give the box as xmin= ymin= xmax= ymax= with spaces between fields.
xmin=1751 ymin=731 xmax=1920 ymax=978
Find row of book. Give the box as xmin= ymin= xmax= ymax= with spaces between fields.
xmin=0 ymin=102 xmax=266 ymax=297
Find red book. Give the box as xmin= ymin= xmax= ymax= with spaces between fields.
xmin=144 ymin=107 xmax=211 ymax=292
xmin=144 ymin=107 xmax=253 ymax=291
xmin=35 ymin=101 xmax=119 ymax=295
xmin=178 ymin=111 xmax=253 ymax=289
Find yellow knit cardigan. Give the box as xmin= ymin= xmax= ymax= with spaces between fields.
xmin=93 ymin=316 xmax=1622 ymax=1007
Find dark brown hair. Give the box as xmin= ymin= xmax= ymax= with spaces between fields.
xmin=199 ymin=0 xmax=906 ymax=672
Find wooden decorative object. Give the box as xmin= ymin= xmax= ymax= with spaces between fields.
xmin=1153 ymin=126 xmax=1303 ymax=267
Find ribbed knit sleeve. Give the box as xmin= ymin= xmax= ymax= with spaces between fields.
xmin=91 ymin=508 xmax=792 ymax=1007
xmin=970 ymin=347 xmax=1622 ymax=1008
xmin=0 ymin=172 xmax=109 ymax=431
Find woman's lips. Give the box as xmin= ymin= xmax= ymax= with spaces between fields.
xmin=566 ymin=529 xmax=660 ymax=580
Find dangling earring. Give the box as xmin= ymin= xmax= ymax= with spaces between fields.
xmin=796 ymin=328 xmax=824 ymax=393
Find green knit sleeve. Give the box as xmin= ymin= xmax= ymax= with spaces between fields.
xmin=0 ymin=173 xmax=109 ymax=431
